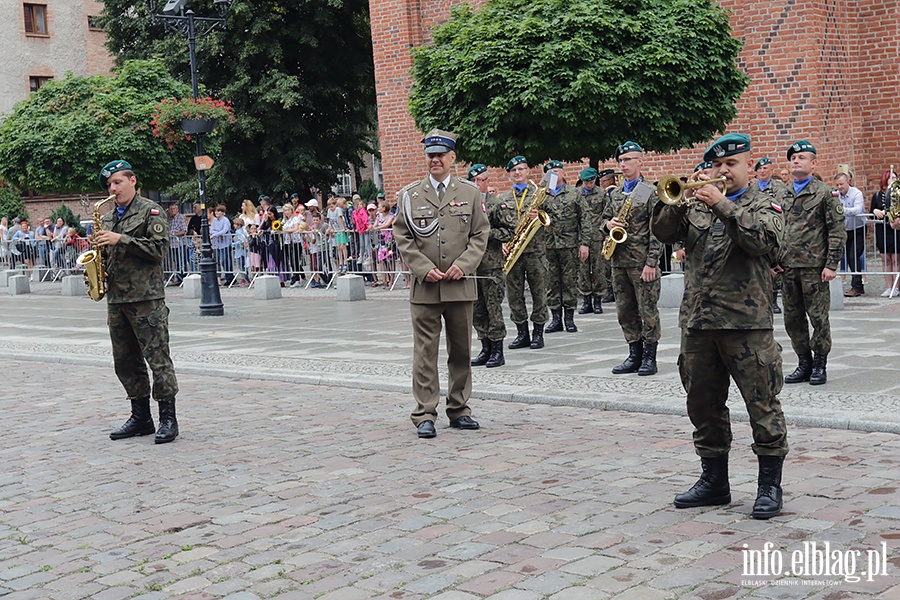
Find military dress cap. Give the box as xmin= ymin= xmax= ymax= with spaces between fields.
xmin=702 ymin=133 xmax=751 ymax=162
xmin=543 ymin=159 xmax=564 ymax=173
xmin=99 ymin=159 xmax=133 ymax=189
xmin=615 ymin=141 xmax=643 ymax=160
xmin=422 ymin=129 xmax=458 ymax=153
xmin=467 ymin=164 xmax=488 ymax=180
xmin=597 ymin=168 xmax=616 ymax=179
xmin=580 ymin=167 xmax=598 ymax=181
xmin=506 ymin=155 xmax=528 ymax=171
xmin=754 ymin=157 xmax=772 ymax=171
xmin=694 ymin=161 xmax=713 ymax=173
xmin=787 ymin=139 xmax=816 ymax=160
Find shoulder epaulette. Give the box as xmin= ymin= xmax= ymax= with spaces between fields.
xmin=457 ymin=178 xmax=478 ymax=189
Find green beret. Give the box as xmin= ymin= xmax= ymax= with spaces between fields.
xmin=99 ymin=159 xmax=133 ymax=190
xmin=579 ymin=167 xmax=598 ymax=181
xmin=467 ymin=164 xmax=488 ymax=181
xmin=597 ymin=169 xmax=615 ymax=179
xmin=787 ymin=139 xmax=816 ymax=160
xmin=543 ymin=160 xmax=564 ymax=173
xmin=703 ymin=133 xmax=751 ymax=162
xmin=693 ymin=161 xmax=713 ymax=173
xmin=506 ymin=155 xmax=528 ymax=171
xmin=615 ymin=141 xmax=643 ymax=160
xmin=754 ymin=157 xmax=772 ymax=171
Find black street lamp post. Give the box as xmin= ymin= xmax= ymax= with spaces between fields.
xmin=148 ymin=0 xmax=231 ymax=316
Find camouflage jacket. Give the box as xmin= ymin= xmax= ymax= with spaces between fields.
xmin=756 ymin=178 xmax=788 ymax=199
xmin=777 ymin=178 xmax=846 ymax=270
xmin=581 ymin=184 xmax=611 ymax=242
xmin=498 ymin=182 xmax=545 ymax=255
xmin=542 ymin=184 xmax=592 ymax=249
xmin=479 ymin=192 xmax=517 ymax=272
xmin=599 ymin=176 xmax=663 ymax=268
xmin=100 ymin=194 xmax=168 ymax=304
xmin=651 ymin=185 xmax=784 ymax=330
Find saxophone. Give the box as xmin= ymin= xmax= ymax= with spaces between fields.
xmin=502 ymin=181 xmax=551 ymax=275
xmin=76 ymin=195 xmax=116 ymax=301
xmin=601 ymin=194 xmax=633 ymax=260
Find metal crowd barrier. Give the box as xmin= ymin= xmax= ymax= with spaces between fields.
xmin=0 ymin=237 xmax=90 ymax=280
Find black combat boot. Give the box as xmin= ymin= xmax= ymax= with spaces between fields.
xmin=784 ymin=351 xmax=812 ymax=383
xmin=592 ymin=295 xmax=603 ymax=314
xmin=612 ymin=342 xmax=643 ymax=374
xmin=530 ymin=324 xmax=545 ymax=349
xmin=508 ymin=322 xmax=530 ymax=349
xmin=485 ymin=339 xmax=505 ymax=368
xmin=155 ymin=398 xmax=179 ymax=444
xmin=674 ymin=455 xmax=731 ymax=508
xmin=564 ymin=308 xmax=577 ymax=332
xmin=809 ymin=353 xmax=828 ymax=386
xmin=772 ymin=292 xmax=781 ymax=315
xmin=638 ymin=341 xmax=658 ymax=376
xmin=601 ymin=291 xmax=615 ymax=303
xmin=471 ymin=338 xmax=491 ymax=366
xmin=109 ymin=397 xmax=155 ymax=440
xmin=545 ymin=309 xmax=563 ymax=333
xmin=751 ymin=455 xmax=784 ymax=519
xmin=578 ymin=295 xmax=593 ymax=314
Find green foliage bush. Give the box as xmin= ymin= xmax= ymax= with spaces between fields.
xmin=0 ymin=186 xmax=27 ymax=222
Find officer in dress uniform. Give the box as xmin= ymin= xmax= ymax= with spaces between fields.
xmin=652 ymin=133 xmax=789 ymax=519
xmin=96 ymin=160 xmax=180 ymax=444
xmin=775 ymin=140 xmax=845 ymax=386
xmin=576 ymin=167 xmax=609 ymax=314
xmin=755 ymin=157 xmax=788 ymax=314
xmin=393 ymin=130 xmax=490 ymax=439
xmin=600 ymin=141 xmax=662 ymax=376
xmin=468 ymin=164 xmax=517 ymax=368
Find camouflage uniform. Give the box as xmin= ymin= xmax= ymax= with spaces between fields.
xmin=600 ymin=178 xmax=662 ymax=344
xmin=652 ymin=185 xmax=788 ymax=457
xmin=578 ymin=184 xmax=611 ymax=298
xmin=543 ymin=184 xmax=591 ymax=310
xmin=102 ymin=194 xmax=179 ymax=401
xmin=758 ymin=179 xmax=789 ymax=300
xmin=473 ymin=193 xmax=517 ymax=341
xmin=501 ymin=183 xmax=549 ymax=325
xmin=778 ymin=178 xmax=846 ymax=356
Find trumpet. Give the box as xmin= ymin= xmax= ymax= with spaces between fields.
xmin=657 ymin=175 xmax=727 ymax=207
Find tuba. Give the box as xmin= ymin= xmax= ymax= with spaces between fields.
xmin=503 ymin=179 xmax=552 ymax=275
xmin=76 ymin=195 xmax=115 ymax=301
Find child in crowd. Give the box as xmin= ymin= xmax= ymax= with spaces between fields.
xmin=306 ymin=214 xmax=329 ymax=288
xmin=247 ymin=223 xmax=263 ymax=278
xmin=327 ymin=196 xmax=349 ymax=274
xmin=232 ymin=217 xmax=248 ymax=286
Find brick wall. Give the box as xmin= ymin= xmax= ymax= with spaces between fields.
xmin=370 ymin=0 xmax=900 ymax=200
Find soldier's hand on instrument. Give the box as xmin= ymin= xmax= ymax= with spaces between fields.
xmin=694 ymin=181 xmax=724 ymax=207
xmin=607 ymin=218 xmax=623 ymax=231
xmin=821 ymin=267 xmax=837 ymax=283
xmin=771 ymin=265 xmax=784 ymax=277
xmin=425 ymin=268 xmax=444 ymax=282
xmin=528 ymin=208 xmax=539 ymax=221
xmin=444 ymin=265 xmax=464 ymax=280
xmin=578 ymin=245 xmax=589 ymax=261
xmin=640 ymin=265 xmax=658 ymax=282
xmin=94 ymin=231 xmax=122 ymax=246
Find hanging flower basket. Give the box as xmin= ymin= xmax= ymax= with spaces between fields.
xmin=151 ymin=97 xmax=235 ymax=148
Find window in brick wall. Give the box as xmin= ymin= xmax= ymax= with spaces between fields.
xmin=29 ymin=76 xmax=52 ymax=93
xmin=332 ymin=168 xmax=354 ymax=196
xmin=87 ymin=15 xmax=102 ymax=30
xmin=23 ymin=3 xmax=48 ymax=35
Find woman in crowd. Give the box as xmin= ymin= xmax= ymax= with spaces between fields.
xmin=372 ymin=200 xmax=394 ymax=287
xmin=259 ymin=206 xmax=283 ymax=280
xmin=282 ymin=203 xmax=308 ymax=287
xmin=871 ymin=169 xmax=900 ymax=296
xmin=240 ymin=199 xmax=260 ymax=227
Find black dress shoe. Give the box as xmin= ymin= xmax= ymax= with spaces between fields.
xmin=417 ymin=420 xmax=436 ymax=438
xmin=449 ymin=416 xmax=480 ymax=430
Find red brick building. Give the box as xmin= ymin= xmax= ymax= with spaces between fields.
xmin=370 ymin=0 xmax=900 ymax=199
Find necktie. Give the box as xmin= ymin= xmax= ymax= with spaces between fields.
xmin=437 ymin=182 xmax=445 ymax=201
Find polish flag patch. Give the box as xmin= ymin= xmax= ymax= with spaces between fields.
xmin=150 ymin=209 xmax=160 ymax=215
xmin=482 ymin=201 xmax=486 ymax=213
xmin=770 ymin=202 xmax=782 ymax=213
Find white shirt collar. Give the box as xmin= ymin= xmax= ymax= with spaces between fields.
xmin=429 ymin=174 xmax=452 ymax=191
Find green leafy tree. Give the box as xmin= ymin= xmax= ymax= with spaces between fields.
xmin=357 ymin=179 xmax=381 ymax=203
xmin=409 ymin=0 xmax=749 ymax=167
xmin=0 ymin=60 xmax=195 ymax=193
xmin=0 ymin=186 xmax=27 ymax=222
xmin=99 ymin=0 xmax=378 ymax=202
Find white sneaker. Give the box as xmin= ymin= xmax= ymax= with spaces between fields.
xmin=291 ymin=281 xmax=302 ymax=288
xmin=881 ymin=288 xmax=891 ymax=297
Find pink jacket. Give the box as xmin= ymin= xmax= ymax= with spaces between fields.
xmin=353 ymin=207 xmax=369 ymax=233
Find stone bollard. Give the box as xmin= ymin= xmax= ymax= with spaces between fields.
xmin=829 ymin=277 xmax=844 ymax=311
xmin=658 ymin=273 xmax=684 ymax=309
xmin=0 ymin=269 xmax=23 ymax=288
xmin=336 ymin=274 xmax=366 ymax=301
xmin=61 ymin=275 xmax=87 ymax=297
xmin=254 ymin=275 xmax=282 ymax=300
xmin=8 ymin=274 xmax=30 ymax=295
xmin=182 ymin=274 xmax=202 ymax=299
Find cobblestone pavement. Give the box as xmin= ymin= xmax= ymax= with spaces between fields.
xmin=1 ymin=359 xmax=899 ymax=600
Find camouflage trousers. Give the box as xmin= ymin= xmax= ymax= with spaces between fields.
xmin=577 ymin=240 xmax=609 ymax=297
xmin=473 ymin=269 xmax=507 ymax=341
xmin=506 ymin=252 xmax=549 ymax=325
xmin=546 ymin=246 xmax=579 ymax=311
xmin=781 ymin=267 xmax=832 ymax=355
xmin=612 ymin=266 xmax=661 ymax=343
xmin=108 ymin=298 xmax=179 ymax=400
xmin=679 ymin=328 xmax=788 ymax=457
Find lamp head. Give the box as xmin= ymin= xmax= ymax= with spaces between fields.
xmin=162 ymin=0 xmax=188 ymax=15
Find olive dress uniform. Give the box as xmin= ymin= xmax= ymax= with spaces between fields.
xmin=578 ymin=183 xmax=610 ymax=312
xmin=393 ymin=176 xmax=489 ymax=429
xmin=543 ymin=182 xmax=591 ymax=332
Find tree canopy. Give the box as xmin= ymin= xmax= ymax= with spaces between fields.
xmin=99 ymin=0 xmax=378 ymax=201
xmin=409 ymin=0 xmax=749 ymax=167
xmin=0 ymin=60 xmax=194 ymax=194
